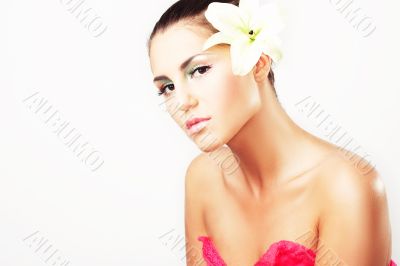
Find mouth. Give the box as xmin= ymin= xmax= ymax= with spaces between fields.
xmin=186 ymin=117 xmax=211 ymax=136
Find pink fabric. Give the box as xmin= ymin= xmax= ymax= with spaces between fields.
xmin=198 ymin=235 xmax=397 ymax=266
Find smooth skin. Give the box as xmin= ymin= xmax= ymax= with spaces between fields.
xmin=149 ymin=21 xmax=393 ymax=266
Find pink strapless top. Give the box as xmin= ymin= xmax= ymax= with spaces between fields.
xmin=198 ymin=236 xmax=397 ymax=266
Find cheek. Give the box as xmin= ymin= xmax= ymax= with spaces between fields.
xmin=215 ymin=78 xmax=241 ymax=117
xmin=208 ymin=70 xmax=260 ymax=141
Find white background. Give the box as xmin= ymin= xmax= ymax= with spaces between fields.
xmin=1 ymin=0 xmax=399 ymax=265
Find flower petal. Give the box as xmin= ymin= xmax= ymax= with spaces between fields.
xmin=230 ymin=38 xmax=263 ymax=76
xmin=239 ymin=0 xmax=260 ymax=17
xmin=255 ymin=2 xmax=285 ymax=35
xmin=203 ymin=32 xmax=233 ymax=51
xmin=238 ymin=0 xmax=259 ymax=27
xmin=262 ymin=36 xmax=283 ymax=62
xmin=204 ymin=3 xmax=245 ymax=37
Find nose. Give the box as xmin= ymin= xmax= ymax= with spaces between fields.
xmin=176 ymin=87 xmax=197 ymax=112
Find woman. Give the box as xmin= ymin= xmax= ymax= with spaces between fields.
xmin=147 ymin=0 xmax=396 ymax=265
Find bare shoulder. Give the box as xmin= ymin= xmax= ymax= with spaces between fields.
xmin=184 ymin=151 xmax=219 ymax=213
xmin=185 ymin=148 xmax=227 ymax=191
xmin=184 ymin=149 xmax=226 ymax=266
xmin=315 ymin=149 xmax=392 ymax=265
xmin=316 ymin=149 xmax=387 ymax=206
xmin=185 ymin=146 xmax=231 ymax=215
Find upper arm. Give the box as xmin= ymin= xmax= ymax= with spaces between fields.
xmin=184 ymin=153 xmax=211 ymax=266
xmin=316 ymin=166 xmax=392 ymax=266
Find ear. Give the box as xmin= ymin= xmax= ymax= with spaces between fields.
xmin=253 ymin=53 xmax=271 ymax=83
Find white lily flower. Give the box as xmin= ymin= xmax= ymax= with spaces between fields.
xmin=203 ymin=0 xmax=285 ymax=76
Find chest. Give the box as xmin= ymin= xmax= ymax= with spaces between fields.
xmin=202 ymin=177 xmax=320 ymax=265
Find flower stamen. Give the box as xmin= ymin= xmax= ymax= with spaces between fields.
xmin=248 ymin=29 xmax=256 ymax=41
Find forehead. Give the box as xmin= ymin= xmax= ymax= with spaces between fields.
xmin=149 ymin=22 xmax=211 ymax=75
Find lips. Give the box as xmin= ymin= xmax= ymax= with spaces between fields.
xmin=186 ymin=117 xmax=211 ymax=130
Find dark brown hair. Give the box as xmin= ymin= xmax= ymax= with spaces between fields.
xmin=147 ymin=0 xmax=277 ymax=95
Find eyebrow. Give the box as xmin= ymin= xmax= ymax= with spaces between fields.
xmin=153 ymin=53 xmax=206 ymax=83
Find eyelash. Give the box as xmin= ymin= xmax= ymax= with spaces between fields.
xmin=157 ymin=65 xmax=212 ymax=96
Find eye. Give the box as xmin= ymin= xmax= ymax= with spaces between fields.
xmin=156 ymin=65 xmax=212 ymax=96
xmin=157 ymin=83 xmax=175 ymax=96
xmin=189 ymin=65 xmax=212 ymax=78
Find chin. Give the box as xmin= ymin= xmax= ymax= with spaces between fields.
xmin=192 ymin=130 xmax=225 ymax=153
xmin=198 ymin=142 xmax=222 ymax=153
xmin=196 ymin=137 xmax=223 ymax=153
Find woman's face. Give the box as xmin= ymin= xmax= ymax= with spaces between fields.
xmin=149 ymin=22 xmax=262 ymax=152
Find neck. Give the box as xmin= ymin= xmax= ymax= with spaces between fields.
xmin=226 ymin=83 xmax=332 ymax=198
